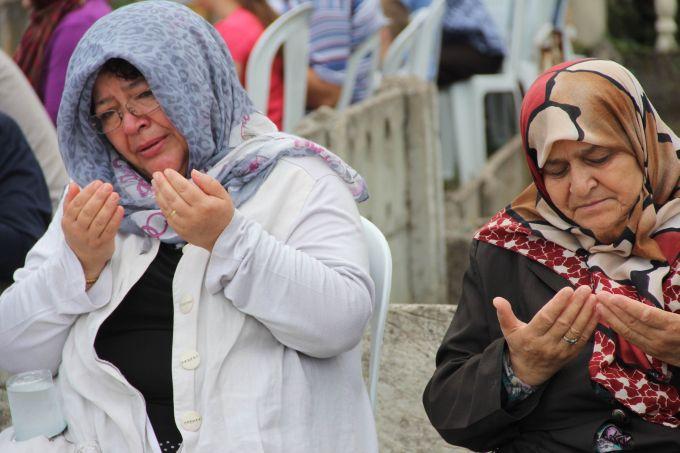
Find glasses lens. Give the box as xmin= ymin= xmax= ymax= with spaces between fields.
xmin=130 ymin=90 xmax=161 ymax=116
xmin=91 ymin=110 xmax=121 ymax=134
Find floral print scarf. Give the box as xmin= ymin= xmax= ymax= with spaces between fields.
xmin=57 ymin=1 xmax=368 ymax=243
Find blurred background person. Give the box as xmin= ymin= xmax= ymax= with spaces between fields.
xmin=14 ymin=0 xmax=111 ymax=126
xmin=380 ymin=0 xmax=504 ymax=87
xmin=436 ymin=0 xmax=505 ymax=87
xmin=0 ymin=49 xmax=67 ymax=213
xmin=201 ymin=0 xmax=284 ymax=129
xmin=269 ymin=0 xmax=386 ymax=109
xmin=0 ymin=112 xmax=51 ymax=290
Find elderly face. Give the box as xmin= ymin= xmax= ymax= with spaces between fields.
xmin=92 ymin=72 xmax=189 ymax=179
xmin=542 ymin=140 xmax=643 ymax=243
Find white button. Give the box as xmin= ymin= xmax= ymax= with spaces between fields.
xmin=179 ymin=295 xmax=194 ymax=314
xmin=181 ymin=411 xmax=202 ymax=431
xmin=180 ymin=350 xmax=201 ymax=370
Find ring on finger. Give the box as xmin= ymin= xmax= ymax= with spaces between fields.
xmin=168 ymin=209 xmax=177 ymax=218
xmin=562 ymin=335 xmax=579 ymax=345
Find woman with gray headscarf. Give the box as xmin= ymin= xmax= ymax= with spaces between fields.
xmin=0 ymin=2 xmax=377 ymax=452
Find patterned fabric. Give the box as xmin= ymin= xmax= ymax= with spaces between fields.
xmin=501 ymin=349 xmax=536 ymax=406
xmin=595 ymin=423 xmax=632 ymax=452
xmin=269 ymin=0 xmax=385 ymax=102
xmin=58 ymin=1 xmax=368 ymax=244
xmin=158 ymin=440 xmax=181 ymax=452
xmin=441 ymin=0 xmax=506 ymax=56
xmin=475 ymin=59 xmax=680 ymax=427
xmin=13 ymin=0 xmax=81 ymax=97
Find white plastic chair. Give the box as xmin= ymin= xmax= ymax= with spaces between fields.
xmin=516 ymin=0 xmax=575 ymax=93
xmin=411 ymin=0 xmax=445 ymax=80
xmin=382 ymin=0 xmax=445 ymax=80
xmin=382 ymin=7 xmax=429 ymax=77
xmin=439 ymin=0 xmax=525 ymax=183
xmin=337 ymin=31 xmax=381 ymax=111
xmin=245 ymin=3 xmax=313 ymax=132
xmin=361 ymin=216 xmax=392 ymax=412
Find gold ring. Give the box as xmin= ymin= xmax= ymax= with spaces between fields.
xmin=168 ymin=209 xmax=177 ymax=218
xmin=562 ymin=335 xmax=579 ymax=345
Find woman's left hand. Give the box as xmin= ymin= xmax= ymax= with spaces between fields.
xmin=596 ymin=292 xmax=680 ymax=366
xmin=152 ymin=168 xmax=234 ymax=251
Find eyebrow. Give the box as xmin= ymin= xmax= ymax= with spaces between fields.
xmin=93 ymin=78 xmax=147 ymax=108
xmin=544 ymin=144 xmax=598 ymax=165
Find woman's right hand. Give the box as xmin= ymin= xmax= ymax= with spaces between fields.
xmin=62 ymin=181 xmax=124 ymax=281
xmin=493 ymin=286 xmax=599 ymax=386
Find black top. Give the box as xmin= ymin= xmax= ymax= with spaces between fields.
xmin=0 ymin=112 xmax=51 ymax=282
xmin=94 ymin=242 xmax=183 ymax=446
xmin=423 ymin=240 xmax=680 ymax=453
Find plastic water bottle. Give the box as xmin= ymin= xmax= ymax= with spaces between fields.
xmin=6 ymin=369 xmax=67 ymax=441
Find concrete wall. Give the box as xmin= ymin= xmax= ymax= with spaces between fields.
xmin=296 ymin=77 xmax=447 ymax=305
xmin=445 ymin=136 xmax=530 ymax=304
xmin=361 ymin=304 xmax=471 ymax=453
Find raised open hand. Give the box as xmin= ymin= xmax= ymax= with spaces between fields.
xmin=493 ymin=285 xmax=599 ymax=386
xmin=596 ymin=292 xmax=680 ymax=367
xmin=61 ymin=180 xmax=124 ymax=282
xmin=152 ymin=169 xmax=234 ymax=251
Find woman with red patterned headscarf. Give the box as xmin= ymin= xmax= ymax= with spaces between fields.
xmin=14 ymin=0 xmax=110 ymax=125
xmin=423 ymin=59 xmax=680 ymax=452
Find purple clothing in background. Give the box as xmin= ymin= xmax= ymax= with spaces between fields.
xmin=40 ymin=0 xmax=111 ymax=126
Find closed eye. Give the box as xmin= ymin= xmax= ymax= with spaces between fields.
xmin=585 ymin=155 xmax=610 ymax=165
xmin=98 ymin=110 xmax=118 ymax=121
xmin=542 ymin=164 xmax=568 ymax=178
xmin=134 ymin=90 xmax=155 ymax=101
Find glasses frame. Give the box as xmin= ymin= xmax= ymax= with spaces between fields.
xmin=90 ymin=90 xmax=162 ymax=135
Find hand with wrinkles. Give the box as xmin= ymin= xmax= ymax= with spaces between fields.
xmin=494 ymin=286 xmax=600 ymax=386
xmin=596 ymin=292 xmax=680 ymax=367
xmin=152 ymin=168 xmax=234 ymax=251
xmin=61 ymin=180 xmax=124 ymax=282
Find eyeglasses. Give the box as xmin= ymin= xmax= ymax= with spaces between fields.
xmin=90 ymin=89 xmax=161 ymax=134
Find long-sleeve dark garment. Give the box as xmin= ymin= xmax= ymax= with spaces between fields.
xmin=423 ymin=240 xmax=680 ymax=453
xmin=0 ymin=112 xmax=51 ymax=282
xmin=94 ymin=242 xmax=183 ymax=448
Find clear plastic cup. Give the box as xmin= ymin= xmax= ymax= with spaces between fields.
xmin=6 ymin=369 xmax=67 ymax=441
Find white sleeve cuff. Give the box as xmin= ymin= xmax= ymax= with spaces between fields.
xmin=204 ymin=209 xmax=249 ymax=295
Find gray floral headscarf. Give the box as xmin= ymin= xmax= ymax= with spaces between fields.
xmin=58 ymin=0 xmax=368 ymax=242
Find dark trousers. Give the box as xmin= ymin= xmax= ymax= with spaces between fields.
xmin=437 ymin=32 xmax=504 ymax=87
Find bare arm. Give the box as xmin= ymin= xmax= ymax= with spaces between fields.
xmin=306 ymin=68 xmax=341 ymax=109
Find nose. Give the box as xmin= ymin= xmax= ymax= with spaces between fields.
xmin=120 ymin=110 xmax=149 ymax=135
xmin=569 ymin=167 xmax=596 ymax=197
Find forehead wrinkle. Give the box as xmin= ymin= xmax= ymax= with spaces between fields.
xmin=93 ymin=77 xmax=147 ymax=108
xmin=545 ymin=143 xmax=598 ymax=164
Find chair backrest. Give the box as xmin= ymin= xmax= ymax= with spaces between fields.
xmin=381 ymin=6 xmax=429 ymax=77
xmin=337 ymin=31 xmax=381 ymax=111
xmin=410 ymin=0 xmax=445 ymax=80
xmin=246 ymin=3 xmax=313 ymax=132
xmin=361 ymin=216 xmax=392 ymax=412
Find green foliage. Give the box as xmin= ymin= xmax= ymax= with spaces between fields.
xmin=111 ymin=0 xmax=139 ymax=10
xmin=607 ymin=0 xmax=656 ymax=51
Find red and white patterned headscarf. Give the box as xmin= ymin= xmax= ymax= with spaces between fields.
xmin=476 ymin=59 xmax=680 ymax=426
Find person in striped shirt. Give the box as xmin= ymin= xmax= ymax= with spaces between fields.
xmin=269 ymin=0 xmax=386 ymax=108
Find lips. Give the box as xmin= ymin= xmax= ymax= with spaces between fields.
xmin=575 ymin=199 xmax=608 ymax=210
xmin=137 ymin=135 xmax=167 ymax=157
